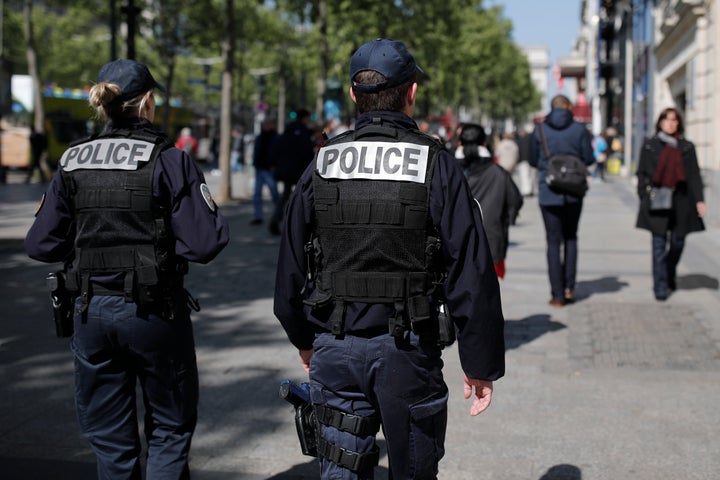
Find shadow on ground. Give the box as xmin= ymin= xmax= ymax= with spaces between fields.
xmin=505 ymin=314 xmax=566 ymax=351
xmin=0 ymin=457 xmax=96 ymax=480
xmin=538 ymin=463 xmax=582 ymax=479
xmin=677 ymin=273 xmax=719 ymax=290
xmin=574 ymin=275 xmax=629 ymax=302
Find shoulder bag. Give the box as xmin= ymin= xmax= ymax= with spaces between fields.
xmin=538 ymin=124 xmax=588 ymax=197
xmin=649 ymin=186 xmax=673 ymax=211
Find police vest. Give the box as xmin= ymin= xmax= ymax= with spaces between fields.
xmin=59 ymin=127 xmax=181 ymax=310
xmin=308 ymin=120 xmax=444 ymax=337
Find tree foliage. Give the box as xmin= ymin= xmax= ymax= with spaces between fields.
xmin=2 ymin=0 xmax=541 ymax=129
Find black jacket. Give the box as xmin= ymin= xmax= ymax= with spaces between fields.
xmin=273 ymin=111 xmax=505 ymax=381
xmin=272 ymin=120 xmax=315 ymax=184
xmin=635 ymin=135 xmax=705 ymax=237
xmin=465 ymin=156 xmax=523 ymax=264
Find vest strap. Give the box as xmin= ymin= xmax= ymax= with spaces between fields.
xmin=123 ymin=270 xmax=134 ymax=303
xmin=332 ymin=272 xmax=429 ymax=301
xmin=330 ymin=299 xmax=345 ymax=336
xmin=79 ymin=274 xmax=90 ymax=316
xmin=389 ymin=300 xmax=405 ymax=338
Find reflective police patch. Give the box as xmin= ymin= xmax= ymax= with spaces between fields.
xmin=59 ymin=139 xmax=155 ymax=171
xmin=316 ymin=141 xmax=429 ymax=183
xmin=200 ymin=183 xmax=216 ymax=212
xmin=34 ymin=193 xmax=45 ymax=217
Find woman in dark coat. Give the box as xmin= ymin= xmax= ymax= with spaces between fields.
xmin=457 ymin=123 xmax=523 ymax=279
xmin=636 ymin=107 xmax=706 ymax=300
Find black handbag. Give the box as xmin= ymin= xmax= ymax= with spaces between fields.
xmin=649 ymin=186 xmax=673 ymax=211
xmin=538 ymin=124 xmax=588 ymax=197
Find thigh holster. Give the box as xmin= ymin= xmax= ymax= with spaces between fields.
xmin=314 ymin=404 xmax=382 ymax=472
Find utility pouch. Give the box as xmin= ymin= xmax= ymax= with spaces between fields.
xmin=46 ymin=271 xmax=74 ymax=338
xmin=437 ymin=304 xmax=456 ymax=348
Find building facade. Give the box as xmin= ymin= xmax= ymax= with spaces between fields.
xmin=651 ymin=0 xmax=718 ymax=225
xmin=559 ymin=0 xmax=718 ymax=226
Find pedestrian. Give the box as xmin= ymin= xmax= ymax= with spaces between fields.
xmin=274 ymin=38 xmax=505 ymax=479
xmin=458 ymin=123 xmax=523 ymax=279
xmin=250 ymin=118 xmax=281 ymax=226
xmin=27 ymin=124 xmax=49 ymax=183
xmin=592 ymin=130 xmax=608 ymax=182
xmin=24 ymin=59 xmax=230 ymax=480
xmin=529 ymin=94 xmax=594 ymax=307
xmin=175 ymin=126 xmax=198 ymax=159
xmin=495 ymin=131 xmax=519 ymax=173
xmin=230 ymin=126 xmax=245 ymax=173
xmin=268 ymin=108 xmax=315 ymax=235
xmin=515 ymin=128 xmax=536 ymax=196
xmin=635 ymin=107 xmax=706 ymax=301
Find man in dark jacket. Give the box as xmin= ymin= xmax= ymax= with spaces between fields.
xmin=529 ymin=95 xmax=594 ymax=306
xmin=274 ymin=38 xmax=504 ymax=479
xmin=250 ymin=118 xmax=280 ymax=226
xmin=268 ymin=109 xmax=315 ymax=234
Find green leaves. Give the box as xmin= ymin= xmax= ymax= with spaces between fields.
xmin=5 ymin=0 xmax=540 ymax=124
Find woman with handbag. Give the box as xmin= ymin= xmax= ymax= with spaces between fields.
xmin=636 ymin=107 xmax=706 ymax=301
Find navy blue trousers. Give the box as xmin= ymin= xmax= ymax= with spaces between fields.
xmin=71 ymin=296 xmax=198 ymax=480
xmin=540 ymin=203 xmax=583 ymax=300
xmin=309 ymin=332 xmax=448 ymax=480
xmin=651 ymin=232 xmax=685 ymax=298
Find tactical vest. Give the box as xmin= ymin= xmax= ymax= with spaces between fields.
xmin=307 ymin=119 xmax=445 ymax=337
xmin=59 ymin=126 xmax=183 ymax=312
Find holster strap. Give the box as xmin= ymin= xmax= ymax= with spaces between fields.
xmin=317 ymin=437 xmax=380 ymax=472
xmin=314 ymin=405 xmax=380 ymax=436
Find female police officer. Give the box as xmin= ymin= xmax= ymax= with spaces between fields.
xmin=25 ymin=59 xmax=229 ymax=480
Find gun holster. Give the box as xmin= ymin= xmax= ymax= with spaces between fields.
xmin=279 ymin=380 xmax=318 ymax=457
xmin=46 ymin=271 xmax=75 ymax=338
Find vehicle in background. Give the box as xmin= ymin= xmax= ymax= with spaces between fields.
xmin=1 ymin=75 xmax=193 ymax=171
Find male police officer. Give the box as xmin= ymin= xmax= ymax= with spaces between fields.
xmin=274 ymin=39 xmax=505 ymax=479
xmin=25 ymin=59 xmax=229 ymax=479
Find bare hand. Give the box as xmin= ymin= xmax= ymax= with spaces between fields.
xmin=463 ymin=375 xmax=493 ymax=416
xmin=697 ymin=201 xmax=706 ymax=218
xmin=299 ymin=349 xmax=314 ymax=374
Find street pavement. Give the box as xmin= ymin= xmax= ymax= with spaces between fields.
xmin=0 ymin=167 xmax=719 ymax=480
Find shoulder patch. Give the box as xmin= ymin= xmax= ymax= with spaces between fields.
xmin=316 ymin=140 xmax=429 ymax=183
xmin=34 ymin=193 xmax=46 ymax=217
xmin=200 ymin=183 xmax=217 ymax=212
xmin=59 ymin=138 xmax=155 ymax=171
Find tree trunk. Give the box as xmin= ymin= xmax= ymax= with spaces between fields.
xmin=315 ymin=0 xmax=327 ymax=121
xmin=23 ymin=0 xmax=44 ymax=134
xmin=160 ymin=57 xmax=175 ymax=133
xmin=216 ymin=0 xmax=235 ymax=202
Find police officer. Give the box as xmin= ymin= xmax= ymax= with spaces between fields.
xmin=24 ymin=59 xmax=229 ymax=480
xmin=274 ymin=39 xmax=505 ymax=479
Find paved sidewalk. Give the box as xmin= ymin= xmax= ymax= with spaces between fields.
xmin=0 ymin=172 xmax=718 ymax=479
